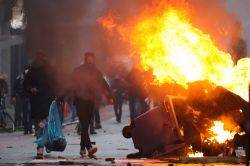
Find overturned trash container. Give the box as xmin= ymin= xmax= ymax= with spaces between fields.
xmin=123 ymin=96 xmax=185 ymax=158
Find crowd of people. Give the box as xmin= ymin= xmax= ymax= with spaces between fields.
xmin=0 ymin=51 xmax=150 ymax=159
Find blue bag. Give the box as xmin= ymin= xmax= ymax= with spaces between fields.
xmin=34 ymin=100 xmax=67 ymax=152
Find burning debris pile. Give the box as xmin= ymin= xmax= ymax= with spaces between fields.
xmin=99 ymin=0 xmax=250 ymax=158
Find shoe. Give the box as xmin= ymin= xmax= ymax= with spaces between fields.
xmin=90 ymin=130 xmax=97 ymax=135
xmin=45 ymin=147 xmax=51 ymax=153
xmin=80 ymin=149 xmax=87 ymax=157
xmin=36 ymin=147 xmax=44 ymax=159
xmin=24 ymin=131 xmax=28 ymax=135
xmin=29 ymin=130 xmax=34 ymax=134
xmin=88 ymin=147 xmax=97 ymax=157
xmin=36 ymin=153 xmax=44 ymax=159
xmin=94 ymin=124 xmax=102 ymax=129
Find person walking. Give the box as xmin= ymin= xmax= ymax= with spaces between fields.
xmin=23 ymin=51 xmax=57 ymax=159
xmin=111 ymin=74 xmax=126 ymax=123
xmin=71 ymin=52 xmax=112 ymax=158
xmin=127 ymin=67 xmax=149 ymax=121
xmin=12 ymin=65 xmax=33 ymax=134
xmin=0 ymin=75 xmax=8 ymax=109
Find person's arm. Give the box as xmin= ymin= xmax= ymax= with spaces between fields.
xmin=23 ymin=69 xmax=38 ymax=95
xmin=3 ymin=79 xmax=8 ymax=95
xmin=97 ymin=71 xmax=113 ymax=102
xmin=11 ymin=77 xmax=19 ymax=103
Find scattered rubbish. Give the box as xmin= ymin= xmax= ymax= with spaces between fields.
xmin=58 ymin=156 xmax=65 ymax=159
xmin=127 ymin=162 xmax=132 ymax=166
xmin=116 ymin=148 xmax=129 ymax=150
xmin=105 ymin=158 xmax=115 ymax=162
xmin=59 ymin=160 xmax=74 ymax=165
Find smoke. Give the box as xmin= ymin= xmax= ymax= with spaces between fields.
xmin=23 ymin=0 xmax=149 ymax=75
xmin=23 ymin=0 xmax=245 ymax=80
xmin=186 ymin=0 xmax=244 ymax=59
xmin=102 ymin=0 xmax=243 ymax=62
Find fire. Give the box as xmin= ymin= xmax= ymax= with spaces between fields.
xmin=187 ymin=146 xmax=204 ymax=157
xmin=188 ymin=152 xmax=204 ymax=158
xmin=99 ymin=1 xmax=250 ymax=101
xmin=98 ymin=12 xmax=117 ymax=32
xmin=208 ymin=121 xmax=236 ymax=144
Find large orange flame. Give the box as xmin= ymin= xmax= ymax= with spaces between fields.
xmin=208 ymin=121 xmax=236 ymax=144
xmin=187 ymin=146 xmax=204 ymax=157
xmin=99 ymin=2 xmax=250 ymax=101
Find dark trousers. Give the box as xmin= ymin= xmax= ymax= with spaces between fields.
xmin=23 ymin=98 xmax=32 ymax=132
xmin=90 ymin=106 xmax=101 ymax=131
xmin=76 ymin=99 xmax=95 ymax=150
xmin=14 ymin=96 xmax=23 ymax=128
xmin=114 ymin=97 xmax=123 ymax=122
xmin=129 ymin=96 xmax=148 ymax=120
xmin=128 ymin=96 xmax=136 ymax=121
xmin=94 ymin=107 xmax=101 ymax=124
xmin=57 ymin=102 xmax=64 ymax=124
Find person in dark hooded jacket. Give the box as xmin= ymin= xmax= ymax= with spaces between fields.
xmin=23 ymin=51 xmax=57 ymax=159
xmin=71 ymin=52 xmax=112 ymax=158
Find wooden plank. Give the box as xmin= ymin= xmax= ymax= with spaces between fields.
xmin=179 ymin=156 xmax=246 ymax=164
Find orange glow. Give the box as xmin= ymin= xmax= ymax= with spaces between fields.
xmin=188 ymin=152 xmax=204 ymax=157
xmin=99 ymin=2 xmax=250 ymax=101
xmin=208 ymin=121 xmax=236 ymax=144
xmin=98 ymin=12 xmax=117 ymax=32
xmin=187 ymin=146 xmax=204 ymax=157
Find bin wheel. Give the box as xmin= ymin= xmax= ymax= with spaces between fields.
xmin=122 ymin=125 xmax=132 ymax=139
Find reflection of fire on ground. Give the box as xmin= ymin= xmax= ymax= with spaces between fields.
xmin=99 ymin=0 xmax=250 ymax=157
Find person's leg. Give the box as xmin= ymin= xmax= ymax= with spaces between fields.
xmin=22 ymin=107 xmax=28 ymax=134
xmin=128 ymin=96 xmax=136 ymax=121
xmin=89 ymin=111 xmax=96 ymax=134
xmin=15 ymin=96 xmax=22 ymax=129
xmin=34 ymin=118 xmax=45 ymax=158
xmin=76 ymin=100 xmax=95 ymax=155
xmin=118 ymin=98 xmax=123 ymax=122
xmin=70 ymin=102 xmax=77 ymax=121
xmin=56 ymin=102 xmax=64 ymax=125
xmin=27 ymin=100 xmax=33 ymax=133
xmin=14 ymin=101 xmax=19 ymax=128
xmin=113 ymin=99 xmax=119 ymax=122
xmin=94 ymin=106 xmax=101 ymax=129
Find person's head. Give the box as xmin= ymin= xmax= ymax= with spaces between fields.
xmin=84 ymin=52 xmax=95 ymax=65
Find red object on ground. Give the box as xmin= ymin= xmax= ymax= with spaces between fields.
xmin=64 ymin=101 xmax=70 ymax=117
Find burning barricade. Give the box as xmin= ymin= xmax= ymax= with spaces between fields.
xmin=123 ymin=81 xmax=250 ymax=158
xmin=98 ymin=0 xmax=250 ymax=161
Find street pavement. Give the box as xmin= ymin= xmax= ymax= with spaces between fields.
xmin=0 ymin=104 xmax=247 ymax=166
xmin=0 ymin=104 xmax=140 ymax=165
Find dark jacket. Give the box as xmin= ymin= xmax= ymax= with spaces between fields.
xmin=23 ymin=64 xmax=56 ymax=120
xmin=111 ymin=77 xmax=126 ymax=100
xmin=71 ymin=63 xmax=111 ymax=103
xmin=0 ymin=78 xmax=8 ymax=98
xmin=12 ymin=73 xmax=28 ymax=98
xmin=126 ymin=69 xmax=147 ymax=99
